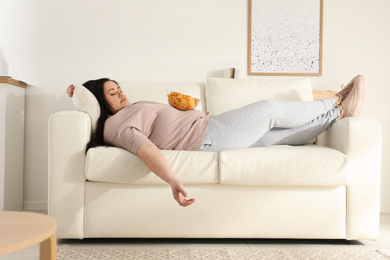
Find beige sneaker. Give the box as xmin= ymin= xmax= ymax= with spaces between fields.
xmin=339 ymin=75 xmax=366 ymax=118
xmin=334 ymin=75 xmax=364 ymax=106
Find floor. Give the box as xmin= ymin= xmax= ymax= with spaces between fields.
xmin=1 ymin=211 xmax=389 ymax=260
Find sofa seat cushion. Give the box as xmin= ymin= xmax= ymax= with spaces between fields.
xmin=85 ymin=147 xmax=218 ymax=185
xmin=219 ymin=145 xmax=350 ymax=187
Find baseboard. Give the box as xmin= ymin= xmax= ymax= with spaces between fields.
xmin=23 ymin=201 xmax=47 ymax=211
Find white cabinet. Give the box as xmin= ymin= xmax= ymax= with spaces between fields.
xmin=0 ymin=77 xmax=26 ymax=211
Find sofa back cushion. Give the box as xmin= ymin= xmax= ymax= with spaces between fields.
xmin=120 ymin=81 xmax=206 ymax=112
xmin=206 ymin=78 xmax=313 ymax=115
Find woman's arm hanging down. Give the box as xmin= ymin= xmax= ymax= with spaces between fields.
xmin=137 ymin=141 xmax=196 ymax=207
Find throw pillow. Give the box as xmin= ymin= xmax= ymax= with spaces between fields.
xmin=72 ymin=84 xmax=100 ymax=132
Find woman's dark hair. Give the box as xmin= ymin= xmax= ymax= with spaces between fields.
xmin=83 ymin=78 xmax=118 ymax=152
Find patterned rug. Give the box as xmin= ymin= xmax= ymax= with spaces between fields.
xmin=58 ymin=246 xmax=390 ymax=260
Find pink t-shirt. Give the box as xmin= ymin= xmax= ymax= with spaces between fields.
xmin=104 ymin=101 xmax=212 ymax=154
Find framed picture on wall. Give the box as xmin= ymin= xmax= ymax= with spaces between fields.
xmin=248 ymin=0 xmax=323 ymax=76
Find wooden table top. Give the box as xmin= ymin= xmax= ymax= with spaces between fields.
xmin=0 ymin=77 xmax=27 ymax=88
xmin=0 ymin=211 xmax=57 ymax=256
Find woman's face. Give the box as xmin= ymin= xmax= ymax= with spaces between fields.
xmin=103 ymin=81 xmax=130 ymax=114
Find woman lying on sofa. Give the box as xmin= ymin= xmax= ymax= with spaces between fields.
xmin=67 ymin=75 xmax=365 ymax=207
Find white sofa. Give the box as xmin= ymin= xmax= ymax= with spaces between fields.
xmin=48 ymin=77 xmax=382 ymax=240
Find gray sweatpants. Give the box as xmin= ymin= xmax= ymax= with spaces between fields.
xmin=200 ymin=98 xmax=340 ymax=153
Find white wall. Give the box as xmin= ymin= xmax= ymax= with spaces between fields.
xmin=1 ymin=0 xmax=389 ymax=212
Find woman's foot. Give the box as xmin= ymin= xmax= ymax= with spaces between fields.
xmin=333 ymin=75 xmax=364 ymax=106
xmin=338 ymin=75 xmax=366 ymax=119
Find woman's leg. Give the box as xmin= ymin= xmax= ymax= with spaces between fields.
xmin=200 ymin=98 xmax=336 ymax=152
xmin=250 ymin=106 xmax=340 ymax=147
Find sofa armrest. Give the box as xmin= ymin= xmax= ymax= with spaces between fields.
xmin=316 ymin=117 xmax=382 ymax=240
xmin=48 ymin=111 xmax=91 ymax=239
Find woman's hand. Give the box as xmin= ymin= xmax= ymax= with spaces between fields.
xmin=67 ymin=84 xmax=75 ymax=98
xmin=169 ymin=179 xmax=196 ymax=207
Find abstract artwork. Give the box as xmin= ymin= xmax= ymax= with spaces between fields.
xmin=248 ymin=0 xmax=323 ymax=76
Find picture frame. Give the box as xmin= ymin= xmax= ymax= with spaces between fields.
xmin=248 ymin=0 xmax=323 ymax=76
